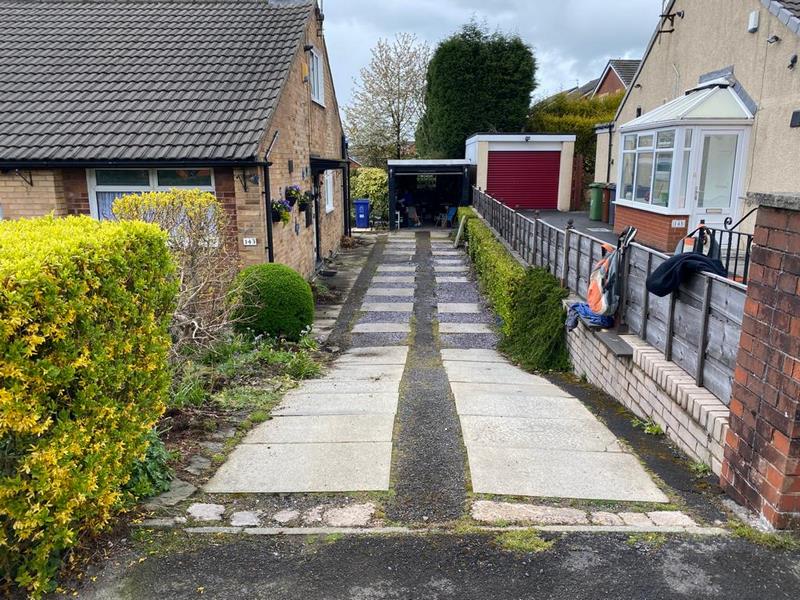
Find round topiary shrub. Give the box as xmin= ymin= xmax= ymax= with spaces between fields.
xmin=231 ymin=263 xmax=314 ymax=341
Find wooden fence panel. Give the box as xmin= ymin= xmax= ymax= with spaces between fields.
xmin=469 ymin=188 xmax=747 ymax=405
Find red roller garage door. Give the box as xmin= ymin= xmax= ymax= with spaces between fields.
xmin=486 ymin=151 xmax=561 ymax=210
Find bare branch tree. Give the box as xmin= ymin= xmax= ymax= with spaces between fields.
xmin=344 ymin=33 xmax=431 ymax=166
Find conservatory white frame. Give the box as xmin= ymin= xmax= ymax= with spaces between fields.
xmin=615 ymin=84 xmax=753 ymax=230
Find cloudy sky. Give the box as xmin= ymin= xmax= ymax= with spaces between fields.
xmin=323 ymin=0 xmax=664 ymax=108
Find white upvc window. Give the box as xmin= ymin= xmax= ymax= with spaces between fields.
xmin=619 ymin=129 xmax=675 ymax=208
xmin=88 ymin=168 xmax=215 ymax=220
xmin=309 ymin=48 xmax=325 ymax=106
xmin=324 ymin=170 xmax=335 ymax=213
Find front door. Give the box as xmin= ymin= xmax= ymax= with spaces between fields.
xmin=689 ymin=131 xmax=742 ymax=230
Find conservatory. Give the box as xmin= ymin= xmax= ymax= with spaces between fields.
xmin=614 ymin=80 xmax=753 ymax=250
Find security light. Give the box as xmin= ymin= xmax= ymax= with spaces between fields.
xmin=767 ymin=35 xmax=781 ymax=44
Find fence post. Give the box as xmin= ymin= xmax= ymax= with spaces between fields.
xmin=532 ymin=211 xmax=540 ymax=267
xmin=641 ymin=252 xmax=652 ymax=340
xmin=562 ymin=220 xmax=573 ymax=288
xmin=617 ymin=243 xmax=633 ymax=332
xmin=664 ymin=291 xmax=677 ymax=361
xmin=696 ymin=276 xmax=713 ymax=386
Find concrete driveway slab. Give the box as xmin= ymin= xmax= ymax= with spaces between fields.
xmin=365 ymin=287 xmax=415 ymax=297
xmin=455 ymin=395 xmax=596 ymax=419
xmin=440 ymin=348 xmax=509 ymax=363
xmin=373 ymin=276 xmax=416 ymax=284
xmin=443 ymin=361 xmax=550 ymax=385
xmin=205 ymin=442 xmax=393 ymax=493
xmin=449 ymin=381 xmax=574 ymax=398
xmin=291 ymin=378 xmax=400 ymax=394
xmin=244 ymin=415 xmax=395 ymax=444
xmin=467 ymin=446 xmax=670 ymax=502
xmin=438 ymin=323 xmax=494 ymax=334
xmin=319 ymin=364 xmax=406 ymax=381
xmin=459 ymin=415 xmax=623 ymax=451
xmin=335 ymin=346 xmax=409 ymax=364
xmin=437 ymin=303 xmax=480 ymax=313
xmin=434 ymin=266 xmax=469 ymax=272
xmin=274 ymin=393 xmax=398 ymax=416
xmin=353 ymin=322 xmax=411 ymax=333
xmin=361 ymin=302 xmax=414 ymax=312
xmin=377 ymin=266 xmax=417 ymax=272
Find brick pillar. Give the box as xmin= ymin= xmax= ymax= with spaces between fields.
xmin=721 ymin=193 xmax=800 ymax=529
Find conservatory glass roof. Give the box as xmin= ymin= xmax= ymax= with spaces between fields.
xmin=620 ymin=81 xmax=753 ymax=132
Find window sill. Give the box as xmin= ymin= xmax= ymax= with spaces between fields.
xmin=312 ymin=98 xmax=326 ymax=109
xmin=614 ymin=199 xmax=689 ymax=216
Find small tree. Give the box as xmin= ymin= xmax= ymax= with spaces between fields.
xmin=344 ymin=33 xmax=431 ymax=166
xmin=528 ymin=91 xmax=623 ymax=177
xmin=417 ymin=22 xmax=537 ymax=158
xmin=113 ymin=189 xmax=239 ymax=358
xmin=350 ymin=167 xmax=389 ymax=222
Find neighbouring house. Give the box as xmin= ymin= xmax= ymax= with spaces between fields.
xmin=592 ymin=59 xmax=642 ymax=98
xmin=0 ymin=0 xmax=349 ymax=279
xmin=542 ymin=58 xmax=640 ymax=103
xmin=594 ymin=0 xmax=800 ymax=253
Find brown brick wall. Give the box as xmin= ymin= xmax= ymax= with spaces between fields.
xmin=238 ymin=10 xmax=344 ymax=278
xmin=62 ymin=169 xmax=90 ymax=215
xmin=614 ymin=204 xmax=689 ymax=252
xmin=594 ymin=69 xmax=625 ymax=97
xmin=722 ymin=204 xmax=800 ymax=529
xmin=0 ymin=170 xmax=67 ymax=219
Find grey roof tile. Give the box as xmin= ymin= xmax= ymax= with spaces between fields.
xmin=0 ymin=0 xmax=313 ymax=163
xmin=779 ymin=0 xmax=800 ymax=18
xmin=609 ymin=59 xmax=642 ymax=87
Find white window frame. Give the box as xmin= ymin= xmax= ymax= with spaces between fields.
xmin=87 ymin=168 xmax=216 ymax=220
xmin=324 ymin=170 xmax=335 ymax=213
xmin=309 ymin=48 xmax=325 ymax=107
xmin=615 ymin=125 xmax=750 ymax=217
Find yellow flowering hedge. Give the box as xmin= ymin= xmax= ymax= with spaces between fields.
xmin=0 ymin=216 xmax=177 ymax=596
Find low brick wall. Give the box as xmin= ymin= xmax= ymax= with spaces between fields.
xmin=566 ymin=317 xmax=730 ymax=475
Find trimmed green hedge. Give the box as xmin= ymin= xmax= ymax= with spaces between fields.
xmin=459 ymin=207 xmax=570 ymax=371
xmin=460 ymin=208 xmax=525 ymax=335
xmin=231 ymin=264 xmax=314 ymax=341
xmin=500 ymin=267 xmax=570 ymax=372
xmin=0 ymin=216 xmax=176 ymax=596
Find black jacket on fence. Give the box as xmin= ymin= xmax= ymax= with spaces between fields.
xmin=646 ymin=254 xmax=728 ymax=297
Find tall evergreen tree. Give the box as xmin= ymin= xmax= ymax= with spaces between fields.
xmin=417 ymin=22 xmax=536 ymax=158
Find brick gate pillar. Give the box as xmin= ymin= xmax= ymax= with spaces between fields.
xmin=721 ymin=193 xmax=800 ymax=529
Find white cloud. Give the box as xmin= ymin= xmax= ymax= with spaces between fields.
xmin=323 ymin=0 xmax=660 ymax=107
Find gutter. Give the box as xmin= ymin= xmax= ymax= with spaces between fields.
xmin=0 ymin=158 xmax=261 ymax=170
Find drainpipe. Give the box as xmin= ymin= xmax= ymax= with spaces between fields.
xmin=262 ymin=161 xmax=275 ymax=262
xmin=262 ymin=131 xmax=280 ymax=263
xmin=606 ymin=123 xmax=614 ymax=183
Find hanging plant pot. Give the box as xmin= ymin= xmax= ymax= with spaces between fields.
xmin=286 ymin=197 xmax=297 ymax=208
xmin=298 ymin=202 xmax=309 ymax=212
xmin=271 ymin=209 xmax=283 ymax=223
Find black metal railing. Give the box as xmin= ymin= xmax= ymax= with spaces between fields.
xmin=470 ymin=187 xmax=748 ymax=405
xmin=694 ymin=209 xmax=757 ymax=285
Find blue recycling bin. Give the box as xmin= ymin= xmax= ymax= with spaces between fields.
xmin=354 ymin=198 xmax=370 ymax=228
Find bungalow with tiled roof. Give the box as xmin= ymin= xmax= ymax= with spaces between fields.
xmin=594 ymin=0 xmax=800 ymax=252
xmin=0 ymin=0 xmax=349 ymax=278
